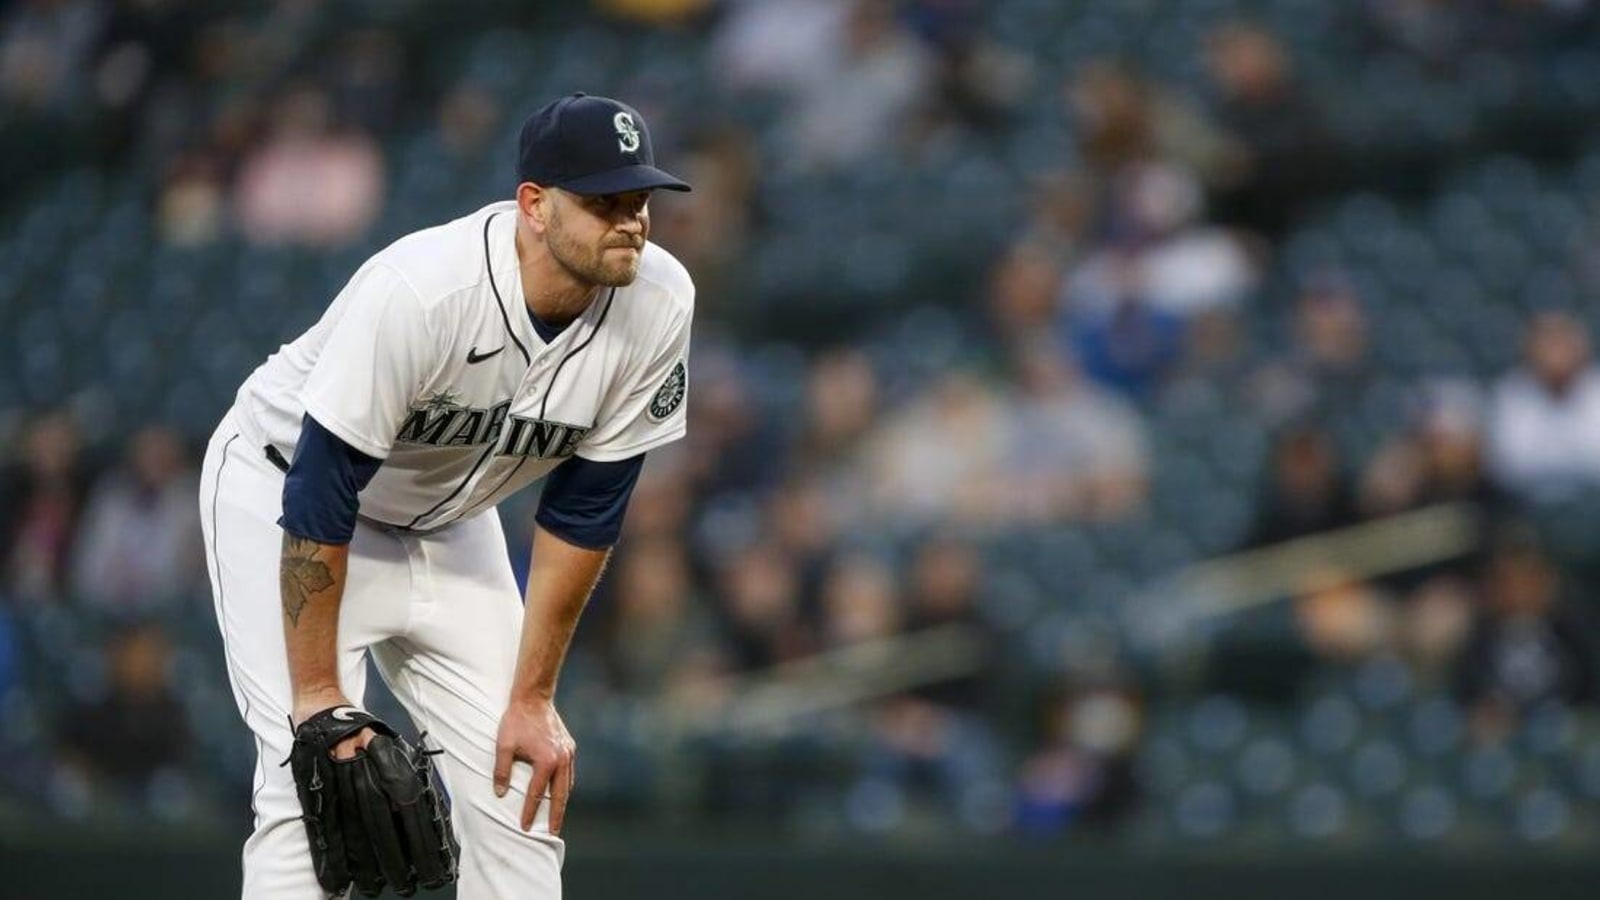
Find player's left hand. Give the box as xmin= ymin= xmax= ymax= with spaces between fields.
xmin=288 ymin=706 xmax=458 ymax=897
xmin=492 ymin=698 xmax=577 ymax=834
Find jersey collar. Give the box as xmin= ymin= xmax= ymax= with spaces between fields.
xmin=486 ymin=206 xmax=611 ymax=359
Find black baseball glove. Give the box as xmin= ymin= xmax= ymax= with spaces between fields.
xmin=287 ymin=706 xmax=459 ymax=898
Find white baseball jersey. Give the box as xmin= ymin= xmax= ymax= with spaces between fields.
xmin=231 ymin=200 xmax=692 ymax=531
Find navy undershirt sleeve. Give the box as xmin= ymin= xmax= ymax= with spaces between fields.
xmin=279 ymin=414 xmax=384 ymax=544
xmin=534 ymin=453 xmax=645 ymax=549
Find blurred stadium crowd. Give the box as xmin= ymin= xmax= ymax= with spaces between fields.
xmin=4 ymin=0 xmax=1600 ymax=850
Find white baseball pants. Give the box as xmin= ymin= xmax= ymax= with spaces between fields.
xmin=199 ymin=410 xmax=563 ymax=899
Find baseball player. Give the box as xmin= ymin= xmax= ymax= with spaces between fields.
xmin=198 ymin=93 xmax=693 ymax=898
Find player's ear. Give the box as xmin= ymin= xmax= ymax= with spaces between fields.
xmin=517 ymin=182 xmax=550 ymax=234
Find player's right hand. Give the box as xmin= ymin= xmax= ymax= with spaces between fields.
xmin=492 ymin=698 xmax=577 ymax=835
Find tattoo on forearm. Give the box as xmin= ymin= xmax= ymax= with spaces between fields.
xmin=281 ymin=535 xmax=335 ymax=627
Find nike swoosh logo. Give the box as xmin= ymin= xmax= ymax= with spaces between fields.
xmin=467 ymin=345 xmax=504 ymax=364
xmin=329 ymin=706 xmax=363 ymax=722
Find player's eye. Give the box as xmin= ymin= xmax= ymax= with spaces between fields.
xmin=590 ymin=193 xmax=647 ymax=220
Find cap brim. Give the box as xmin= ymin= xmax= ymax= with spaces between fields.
xmin=558 ymin=164 xmax=692 ymax=195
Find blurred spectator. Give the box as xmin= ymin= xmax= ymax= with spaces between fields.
xmin=58 ymin=622 xmax=191 ymax=790
xmin=717 ymin=0 xmax=934 ymax=170
xmin=1060 ymin=279 xmax=1184 ymax=401
xmin=436 ymin=80 xmax=502 ymax=165
xmin=1456 ymin=529 xmax=1600 ymax=736
xmin=1291 ymin=272 xmax=1371 ymax=394
xmin=1016 ymin=169 xmax=1096 ymax=256
xmin=1360 ymin=380 xmax=1500 ymax=518
xmin=233 ymin=84 xmax=385 ymax=247
xmin=780 ymin=0 xmax=935 ymax=172
xmin=1013 ymin=683 xmax=1143 ymax=834
xmin=798 ymin=348 xmax=880 ymax=469
xmin=1 ymin=413 xmax=92 ymax=602
xmin=1246 ymin=422 xmax=1359 ymax=547
xmin=987 ymin=240 xmax=1065 ymax=346
xmin=1066 ymin=163 xmax=1258 ymax=322
xmin=861 ymin=372 xmax=1010 ymax=528
xmin=649 ymin=128 xmax=757 ymax=307
xmin=620 ymin=449 xmax=695 ymax=542
xmin=859 ymin=688 xmax=1002 ymax=829
xmin=1359 ymin=380 xmax=1507 ymax=593
xmin=911 ymin=0 xmax=1033 ymax=135
xmin=1058 ymin=166 xmax=1254 ymax=400
xmin=820 ymin=554 xmax=902 ymax=648
xmin=71 ymin=425 xmax=203 ymax=613
xmin=905 ymin=533 xmax=981 ymax=634
xmin=0 ymin=0 xmax=101 ymax=112
xmin=903 ymin=533 xmax=992 ymax=710
xmin=989 ymin=172 xmax=1095 ymax=352
xmin=1201 ymin=21 xmax=1331 ymax=236
xmin=765 ymin=474 xmax=842 ymax=604
xmin=1002 ymin=342 xmax=1149 ymax=522
xmin=323 ymin=28 xmax=405 ymax=134
xmin=1399 ymin=575 xmax=1476 ymax=687
xmin=717 ymin=541 xmax=814 ymax=671
xmin=1063 ymin=59 xmax=1151 ymax=175
xmin=841 ymin=545 xmax=1003 ymax=830
xmin=711 ymin=0 xmax=846 ymax=94
xmin=680 ymin=346 xmax=781 ymax=497
xmin=1063 ymin=60 xmax=1239 ymax=186
xmin=156 ymin=148 xmax=226 ymax=246
xmin=1249 ymin=273 xmax=1374 ymax=426
xmin=1114 ymin=164 xmax=1257 ymax=319
xmin=87 ymin=0 xmax=203 ymax=152
xmin=0 ymin=0 xmax=100 ymax=200
xmin=602 ymin=538 xmax=719 ymax=696
xmin=1486 ymin=311 xmax=1600 ymax=500
xmin=1166 ymin=306 xmax=1251 ymax=397
xmin=1292 ymin=570 xmax=1394 ymax=664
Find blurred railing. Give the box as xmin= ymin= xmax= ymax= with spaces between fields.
xmin=1132 ymin=502 xmax=1483 ymax=650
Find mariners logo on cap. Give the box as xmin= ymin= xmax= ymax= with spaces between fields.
xmin=647 ymin=360 xmax=687 ymax=421
xmin=614 ymin=112 xmax=641 ymax=154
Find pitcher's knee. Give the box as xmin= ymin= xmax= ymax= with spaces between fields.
xmin=437 ymin=781 xmax=563 ymax=899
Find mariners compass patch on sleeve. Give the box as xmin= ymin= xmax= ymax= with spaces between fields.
xmin=648 ymin=360 xmax=687 ymax=422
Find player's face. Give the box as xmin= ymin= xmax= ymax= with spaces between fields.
xmin=546 ymin=188 xmax=651 ymax=287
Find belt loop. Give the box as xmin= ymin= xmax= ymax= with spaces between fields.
xmin=264 ymin=445 xmax=291 ymax=473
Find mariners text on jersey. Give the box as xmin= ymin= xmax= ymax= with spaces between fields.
xmin=395 ymin=395 xmax=591 ymax=461
xmin=229 ymin=200 xmax=693 ymax=532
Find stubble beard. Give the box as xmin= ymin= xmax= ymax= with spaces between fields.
xmin=548 ymin=219 xmax=640 ymax=288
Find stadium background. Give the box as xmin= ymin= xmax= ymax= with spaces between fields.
xmin=3 ymin=0 xmax=1600 ymax=897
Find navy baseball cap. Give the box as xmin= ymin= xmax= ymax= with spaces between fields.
xmin=516 ymin=93 xmax=691 ymax=195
